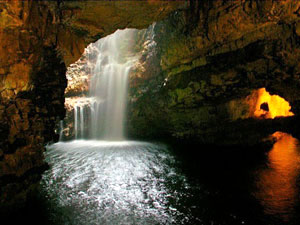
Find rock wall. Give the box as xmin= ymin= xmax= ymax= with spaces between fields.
xmin=0 ymin=2 xmax=67 ymax=210
xmin=127 ymin=0 xmax=300 ymax=145
xmin=51 ymin=0 xmax=300 ymax=146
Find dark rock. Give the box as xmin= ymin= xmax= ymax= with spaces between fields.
xmin=260 ymin=102 xmax=269 ymax=111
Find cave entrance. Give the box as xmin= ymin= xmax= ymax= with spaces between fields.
xmin=59 ymin=25 xmax=155 ymax=141
xmin=228 ymin=87 xmax=294 ymax=121
xmin=251 ymin=88 xmax=294 ymax=119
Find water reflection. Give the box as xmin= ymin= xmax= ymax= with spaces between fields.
xmin=255 ymin=132 xmax=300 ymax=222
xmin=40 ymin=136 xmax=300 ymax=224
xmin=41 ymin=141 xmax=190 ymax=225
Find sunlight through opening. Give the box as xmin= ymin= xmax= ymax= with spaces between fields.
xmin=253 ymin=88 xmax=294 ymax=119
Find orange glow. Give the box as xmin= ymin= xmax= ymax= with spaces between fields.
xmin=255 ymin=132 xmax=300 ymax=220
xmin=254 ymin=88 xmax=294 ymax=119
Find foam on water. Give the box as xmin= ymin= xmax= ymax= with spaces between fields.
xmin=42 ymin=141 xmax=190 ymax=225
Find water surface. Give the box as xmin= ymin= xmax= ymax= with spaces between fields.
xmin=40 ymin=133 xmax=300 ymax=225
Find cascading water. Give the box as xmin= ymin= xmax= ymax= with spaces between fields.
xmin=80 ymin=106 xmax=84 ymax=138
xmin=74 ymin=106 xmax=78 ymax=139
xmin=72 ymin=29 xmax=138 ymax=140
xmin=59 ymin=120 xmax=64 ymax=142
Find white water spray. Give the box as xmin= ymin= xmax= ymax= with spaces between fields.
xmin=59 ymin=120 xmax=64 ymax=142
xmin=80 ymin=106 xmax=84 ymax=139
xmin=72 ymin=29 xmax=138 ymax=140
xmin=74 ymin=106 xmax=78 ymax=139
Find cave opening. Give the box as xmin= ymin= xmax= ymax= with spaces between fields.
xmin=59 ymin=26 xmax=153 ymax=141
xmin=228 ymin=87 xmax=295 ymax=126
xmin=252 ymin=88 xmax=294 ymax=119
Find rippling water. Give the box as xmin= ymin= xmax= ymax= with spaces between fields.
xmin=254 ymin=132 xmax=300 ymax=224
xmin=42 ymin=141 xmax=195 ymax=225
xmin=40 ymin=134 xmax=300 ymax=225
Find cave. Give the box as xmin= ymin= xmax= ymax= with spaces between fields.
xmin=1 ymin=1 xmax=300 ymax=225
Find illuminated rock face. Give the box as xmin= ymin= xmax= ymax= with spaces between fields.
xmin=225 ymin=88 xmax=295 ymax=121
xmin=127 ymin=1 xmax=300 ymax=143
xmin=253 ymin=88 xmax=294 ymax=119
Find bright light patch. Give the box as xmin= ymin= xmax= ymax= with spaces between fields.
xmin=255 ymin=132 xmax=300 ymax=218
xmin=43 ymin=141 xmax=181 ymax=224
xmin=254 ymin=88 xmax=294 ymax=119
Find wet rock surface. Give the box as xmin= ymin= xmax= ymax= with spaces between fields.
xmin=0 ymin=46 xmax=66 ymax=211
xmin=127 ymin=1 xmax=300 ymax=144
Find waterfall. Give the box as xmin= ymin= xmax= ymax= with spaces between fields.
xmin=72 ymin=29 xmax=138 ymax=141
xmin=59 ymin=120 xmax=64 ymax=142
xmin=80 ymin=106 xmax=84 ymax=139
xmin=74 ymin=106 xmax=78 ymax=139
